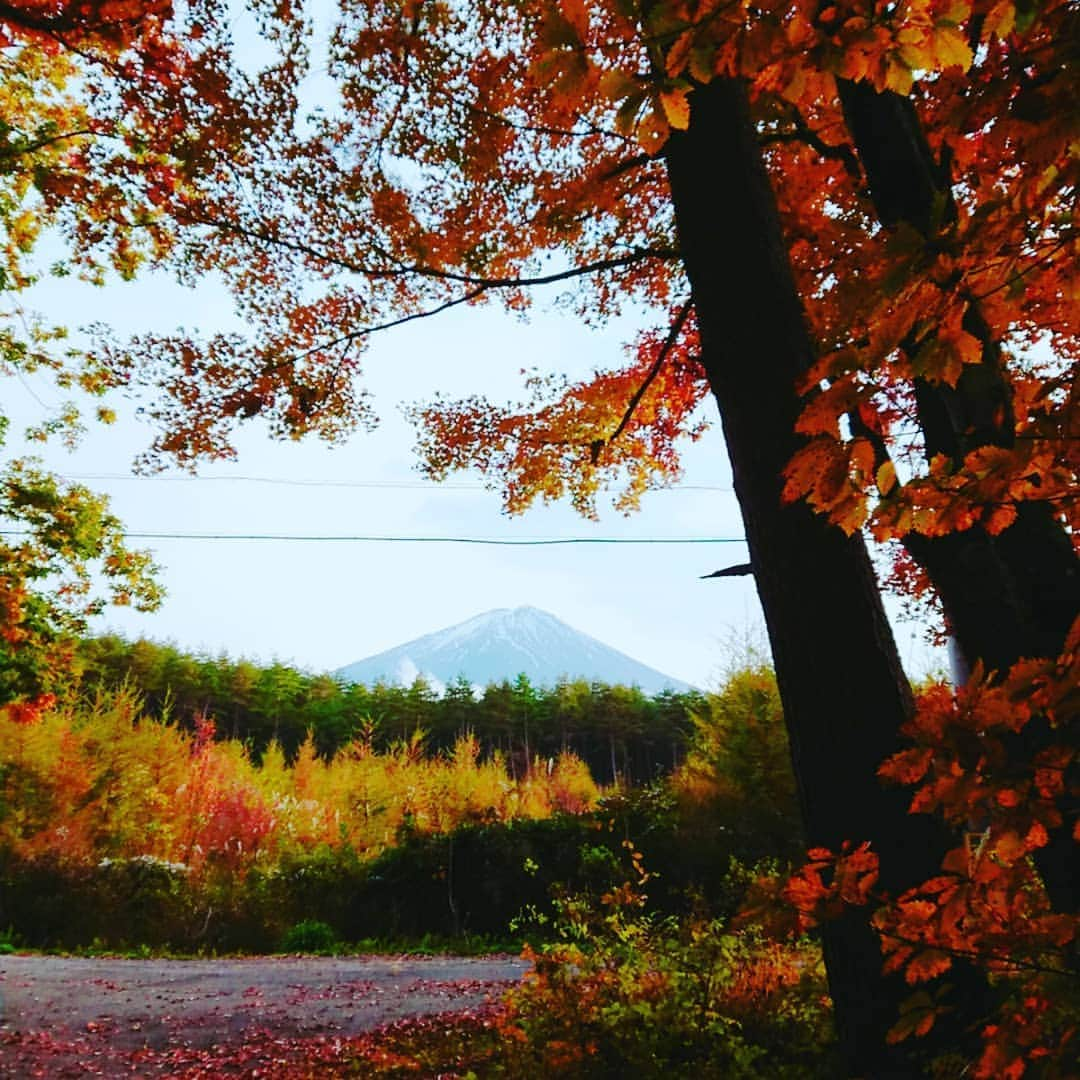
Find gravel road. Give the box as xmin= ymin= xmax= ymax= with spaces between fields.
xmin=0 ymin=953 xmax=527 ymax=1076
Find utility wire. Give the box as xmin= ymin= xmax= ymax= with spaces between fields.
xmin=0 ymin=530 xmax=746 ymax=545
xmin=56 ymin=472 xmax=735 ymax=493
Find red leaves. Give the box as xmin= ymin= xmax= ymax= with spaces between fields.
xmin=785 ymin=629 xmax=1079 ymax=1072
xmin=784 ymin=841 xmax=880 ymax=931
xmin=902 ymin=948 xmax=952 ymax=985
xmin=1 ymin=694 xmax=56 ymax=726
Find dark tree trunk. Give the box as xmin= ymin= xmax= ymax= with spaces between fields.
xmin=665 ymin=76 xmax=955 ymax=1075
xmin=838 ymin=78 xmax=1079 ymax=672
xmin=839 ymin=79 xmax=1079 ymax=912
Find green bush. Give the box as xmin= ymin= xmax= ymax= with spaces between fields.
xmin=0 ymin=853 xmax=197 ymax=950
xmin=494 ymin=863 xmax=838 ymax=1078
xmin=279 ymin=919 xmax=340 ymax=954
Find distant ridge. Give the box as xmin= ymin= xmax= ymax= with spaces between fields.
xmin=335 ymin=606 xmax=693 ymax=694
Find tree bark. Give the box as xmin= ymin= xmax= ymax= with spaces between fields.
xmin=665 ymin=76 xmax=954 ymax=1075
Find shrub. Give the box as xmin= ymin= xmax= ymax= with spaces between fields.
xmin=490 ymin=855 xmax=838 ymax=1078
xmin=279 ymin=919 xmax=340 ymax=954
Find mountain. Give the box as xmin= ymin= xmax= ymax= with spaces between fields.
xmin=334 ymin=607 xmax=694 ymax=694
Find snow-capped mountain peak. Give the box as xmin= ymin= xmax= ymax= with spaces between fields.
xmin=334 ymin=607 xmax=692 ymax=693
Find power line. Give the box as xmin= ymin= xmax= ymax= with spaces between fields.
xmin=57 ymin=472 xmax=735 ymax=493
xmin=0 ymin=530 xmax=746 ymax=545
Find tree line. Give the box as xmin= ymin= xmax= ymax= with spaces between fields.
xmin=73 ymin=636 xmax=705 ymax=786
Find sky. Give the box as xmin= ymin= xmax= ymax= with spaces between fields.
xmin=0 ymin=2 xmax=953 ymax=692
xmin=5 ymin=258 xmax=949 ymax=691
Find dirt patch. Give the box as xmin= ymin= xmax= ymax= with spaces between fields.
xmin=0 ymin=953 xmax=526 ymax=1076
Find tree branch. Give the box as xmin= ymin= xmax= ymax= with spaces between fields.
xmin=0 ymin=0 xmax=158 ymax=35
xmin=591 ymin=298 xmax=693 ymax=463
xmin=701 ymin=563 xmax=753 ymax=579
xmin=760 ymin=107 xmax=861 ymax=180
xmin=190 ymin=212 xmax=678 ymax=290
xmin=0 ymin=128 xmax=101 ymax=161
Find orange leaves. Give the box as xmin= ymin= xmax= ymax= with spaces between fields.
xmin=658 ymin=86 xmax=691 ymax=130
xmin=0 ymin=694 xmax=56 ymax=726
xmin=979 ymin=0 xmax=1016 ymax=41
xmin=812 ymin=0 xmax=976 ymax=94
xmin=880 ymin=745 xmax=934 ymax=786
xmin=909 ymin=303 xmax=983 ymax=387
xmin=784 ymin=841 xmax=880 ymax=931
xmin=0 ymin=688 xmax=602 ymax=877
xmin=902 ymin=948 xmax=952 ymax=985
xmin=887 ymin=990 xmax=944 ymax=1042
xmin=794 ymin=633 xmax=1078 ymax=1069
xmin=783 ymin=435 xmax=875 ymax=534
xmin=412 ymin=307 xmax=708 ymax=517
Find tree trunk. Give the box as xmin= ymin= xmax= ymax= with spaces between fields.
xmin=665 ymin=76 xmax=953 ymax=1075
xmin=838 ymin=79 xmax=1080 ymax=671
xmin=839 ymin=78 xmax=1079 ymax=912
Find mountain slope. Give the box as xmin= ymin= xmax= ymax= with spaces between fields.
xmin=335 ymin=607 xmax=693 ymax=694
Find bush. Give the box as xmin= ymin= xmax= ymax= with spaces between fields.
xmin=338 ymin=857 xmax=838 ymax=1078
xmin=0 ymin=853 xmax=197 ymax=950
xmin=279 ymin=919 xmax=340 ymax=954
xmin=489 ymin=855 xmax=838 ymax=1079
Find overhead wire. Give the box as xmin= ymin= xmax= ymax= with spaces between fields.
xmin=55 ymin=472 xmax=736 ymax=493
xmin=0 ymin=530 xmax=747 ymax=545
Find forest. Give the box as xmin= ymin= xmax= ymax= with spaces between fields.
xmin=0 ymin=0 xmax=1077 ymax=1076
xmin=74 ymin=635 xmax=705 ymax=784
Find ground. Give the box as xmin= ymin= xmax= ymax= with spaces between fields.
xmin=0 ymin=953 xmax=526 ymax=1076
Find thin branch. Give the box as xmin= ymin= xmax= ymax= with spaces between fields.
xmin=591 ymin=298 xmax=693 ymax=463
xmin=465 ymin=100 xmax=630 ymax=144
xmin=599 ymin=151 xmax=664 ymax=182
xmin=972 ymin=236 xmax=1070 ymax=301
xmin=191 ymin=212 xmax=677 ymax=289
xmin=876 ymin=929 xmax=1079 ymax=980
xmin=760 ymin=107 xmax=861 ymax=179
xmin=0 ymin=128 xmax=102 ymax=161
xmin=268 ymin=286 xmax=488 ymax=370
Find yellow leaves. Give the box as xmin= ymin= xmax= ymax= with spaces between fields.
xmin=658 ymin=86 xmax=691 ymax=130
xmin=599 ymin=69 xmax=639 ymax=103
xmin=886 ymin=992 xmax=940 ymax=1042
xmin=532 ymin=0 xmax=596 ymax=101
xmin=688 ymin=40 xmax=719 ymax=83
xmin=600 ymin=68 xmax=691 ymax=144
xmin=538 ymin=9 xmax=581 ymax=50
xmin=876 ymin=460 xmax=897 ymax=496
xmin=884 ymin=56 xmax=915 ymax=96
xmin=8 ymin=209 xmax=40 ymax=253
xmin=606 ymin=76 xmax=693 ymax=147
xmin=911 ymin=321 xmax=981 ymax=387
xmin=933 ymin=23 xmax=973 ymax=68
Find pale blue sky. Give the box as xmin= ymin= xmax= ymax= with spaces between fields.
xmin=7 ymin=262 xmax=944 ymax=689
